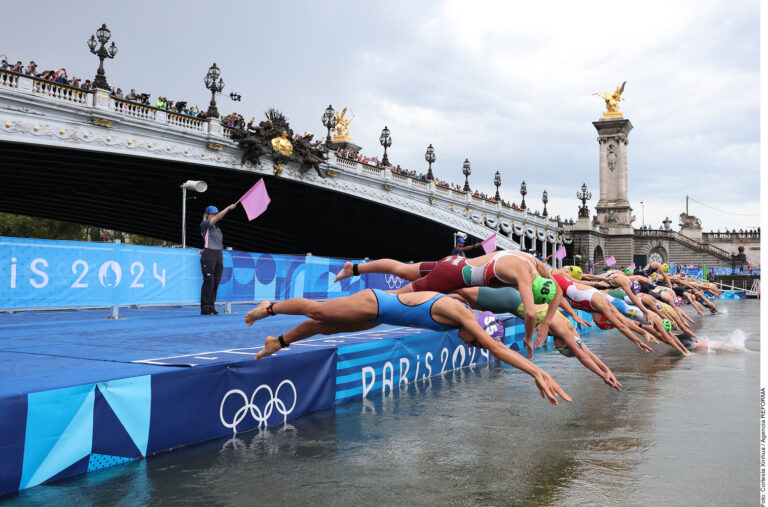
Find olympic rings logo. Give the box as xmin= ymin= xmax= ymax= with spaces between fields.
xmin=384 ymin=274 xmax=405 ymax=289
xmin=219 ymin=379 xmax=297 ymax=433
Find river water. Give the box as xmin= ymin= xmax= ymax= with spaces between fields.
xmin=5 ymin=299 xmax=760 ymax=506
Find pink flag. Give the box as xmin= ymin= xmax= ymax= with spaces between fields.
xmin=604 ymin=255 xmax=616 ymax=266
xmin=554 ymin=246 xmax=567 ymax=261
xmin=238 ymin=179 xmax=271 ymax=221
xmin=627 ymin=262 xmax=636 ymax=271
xmin=481 ymin=234 xmax=497 ymax=254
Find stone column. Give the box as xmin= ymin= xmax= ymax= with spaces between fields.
xmin=593 ymin=117 xmax=634 ymax=230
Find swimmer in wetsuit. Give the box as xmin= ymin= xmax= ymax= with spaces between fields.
xmin=333 ymin=250 xmax=562 ymax=359
xmin=244 ymin=290 xmax=571 ymax=405
xmin=451 ymin=286 xmax=623 ymax=391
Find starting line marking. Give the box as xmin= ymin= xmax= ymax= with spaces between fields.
xmin=131 ymin=326 xmax=427 ymax=366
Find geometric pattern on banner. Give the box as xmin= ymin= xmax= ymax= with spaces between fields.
xmin=92 ymin=387 xmax=142 ymax=459
xmin=44 ymin=455 xmax=90 ymax=484
xmin=87 ymin=453 xmax=136 ymax=472
xmin=95 ymin=375 xmax=151 ymax=456
xmin=20 ymin=384 xmax=95 ymax=490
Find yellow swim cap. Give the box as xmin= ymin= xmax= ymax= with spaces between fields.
xmin=566 ymin=265 xmax=583 ymax=280
xmin=662 ymin=263 xmax=670 ymax=272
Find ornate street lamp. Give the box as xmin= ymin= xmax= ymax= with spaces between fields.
xmin=462 ymin=159 xmax=471 ymax=191
xmin=577 ymin=183 xmax=592 ymax=218
xmin=494 ymin=171 xmax=502 ymax=202
xmin=379 ymin=126 xmax=392 ymax=166
xmin=321 ymin=104 xmax=338 ymax=147
xmin=542 ymin=190 xmax=549 ymax=217
xmin=425 ymin=144 xmax=436 ymax=181
xmin=180 ymin=180 xmax=208 ymax=249
xmin=204 ymin=63 xmax=225 ymax=118
xmin=87 ymin=23 xmax=118 ymax=90
xmin=520 ymin=181 xmax=527 ymax=210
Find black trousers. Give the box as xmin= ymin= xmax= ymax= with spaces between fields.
xmin=200 ymin=248 xmax=223 ymax=310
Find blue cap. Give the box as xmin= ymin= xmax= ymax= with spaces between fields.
xmin=205 ymin=205 xmax=219 ymax=214
xmin=457 ymin=238 xmax=465 ymax=244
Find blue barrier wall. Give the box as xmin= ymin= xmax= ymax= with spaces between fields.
xmin=0 ymin=237 xmax=403 ymax=310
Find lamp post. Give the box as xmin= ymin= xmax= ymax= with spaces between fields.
xmin=425 ymin=144 xmax=436 ymax=181
xmin=462 ymin=159 xmax=471 ymax=191
xmin=204 ymin=63 xmax=224 ymax=118
xmin=379 ymin=126 xmax=392 ymax=166
xmin=520 ymin=181 xmax=527 ymax=210
xmin=321 ymin=104 xmax=337 ymax=148
xmin=640 ymin=200 xmax=645 ymax=228
xmin=181 ymin=180 xmax=208 ymax=248
xmin=87 ymin=24 xmax=118 ymax=90
xmin=494 ymin=171 xmax=502 ymax=202
xmin=577 ymin=183 xmax=592 ymax=218
xmin=542 ymin=190 xmax=549 ymax=217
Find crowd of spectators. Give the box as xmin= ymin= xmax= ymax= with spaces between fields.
xmin=220 ymin=112 xmax=245 ymax=129
xmin=2 ymin=55 xmax=244 ymax=124
xmin=1 ymin=57 xmax=92 ymax=90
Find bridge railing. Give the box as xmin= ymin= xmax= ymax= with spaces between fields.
xmin=0 ymin=70 xmax=20 ymax=88
xmin=703 ymin=231 xmax=760 ymax=240
xmin=1 ymin=70 xmax=229 ymax=138
xmin=634 ymin=228 xmax=732 ymax=259
xmin=326 ymin=154 xmax=573 ymax=237
xmin=31 ymin=78 xmax=88 ymax=105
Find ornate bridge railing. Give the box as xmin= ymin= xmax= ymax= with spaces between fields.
xmin=703 ymin=231 xmax=760 ymax=240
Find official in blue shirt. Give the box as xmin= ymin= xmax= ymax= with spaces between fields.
xmin=200 ymin=203 xmax=236 ymax=315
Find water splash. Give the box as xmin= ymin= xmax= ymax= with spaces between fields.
xmin=698 ymin=329 xmax=749 ymax=352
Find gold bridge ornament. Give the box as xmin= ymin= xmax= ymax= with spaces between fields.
xmin=332 ymin=107 xmax=355 ymax=141
xmin=592 ymin=81 xmax=626 ymax=119
xmin=91 ymin=118 xmax=113 ymax=128
xmin=271 ymin=132 xmax=293 ymax=156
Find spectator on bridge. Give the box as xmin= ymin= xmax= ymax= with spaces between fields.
xmin=200 ymin=203 xmax=237 ymax=315
xmin=10 ymin=61 xmax=23 ymax=73
xmin=125 ymin=89 xmax=139 ymax=101
xmin=24 ymin=61 xmax=36 ymax=76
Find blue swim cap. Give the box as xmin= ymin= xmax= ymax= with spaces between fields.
xmin=205 ymin=205 xmax=219 ymax=214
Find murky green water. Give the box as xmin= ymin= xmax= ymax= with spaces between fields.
xmin=5 ymin=299 xmax=759 ymax=506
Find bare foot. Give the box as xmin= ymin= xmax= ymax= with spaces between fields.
xmin=245 ymin=301 xmax=271 ymax=326
xmin=254 ymin=335 xmax=282 ymax=361
xmin=334 ymin=261 xmax=355 ymax=283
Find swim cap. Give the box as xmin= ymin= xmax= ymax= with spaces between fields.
xmin=673 ymin=296 xmax=682 ymax=307
xmin=476 ymin=311 xmax=504 ymax=342
xmin=662 ymin=263 xmax=670 ymax=272
xmin=662 ymin=319 xmax=672 ymax=332
xmin=532 ymin=276 xmax=556 ymax=304
xmin=592 ymin=312 xmax=615 ymax=330
xmin=566 ymin=265 xmax=583 ymax=280
xmin=623 ymin=267 xmax=633 ymax=275
xmin=629 ymin=280 xmax=641 ymax=294
xmin=205 ymin=205 xmax=219 ymax=214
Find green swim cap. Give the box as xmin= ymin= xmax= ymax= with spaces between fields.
xmin=662 ymin=319 xmax=672 ymax=332
xmin=623 ymin=267 xmax=633 ymax=275
xmin=532 ymin=275 xmax=556 ymax=304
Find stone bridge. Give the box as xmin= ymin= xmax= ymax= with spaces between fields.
xmin=0 ymin=70 xmax=572 ymax=261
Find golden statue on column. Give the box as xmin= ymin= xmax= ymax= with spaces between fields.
xmin=592 ymin=81 xmax=626 ymax=119
xmin=332 ymin=107 xmax=355 ymax=142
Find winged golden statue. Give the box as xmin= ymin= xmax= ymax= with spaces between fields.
xmin=333 ymin=107 xmax=355 ymax=140
xmin=593 ymin=81 xmax=626 ymax=118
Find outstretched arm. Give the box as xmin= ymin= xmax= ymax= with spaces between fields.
xmin=458 ymin=315 xmax=571 ymax=405
xmin=534 ymin=284 xmax=562 ymax=347
xmin=209 ymin=203 xmax=237 ymax=225
xmin=559 ymin=298 xmax=591 ymax=328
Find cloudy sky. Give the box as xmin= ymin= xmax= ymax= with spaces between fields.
xmin=3 ymin=0 xmax=760 ymax=231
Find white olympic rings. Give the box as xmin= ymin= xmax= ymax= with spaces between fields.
xmin=384 ymin=273 xmax=405 ymax=289
xmin=219 ymin=379 xmax=297 ymax=433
